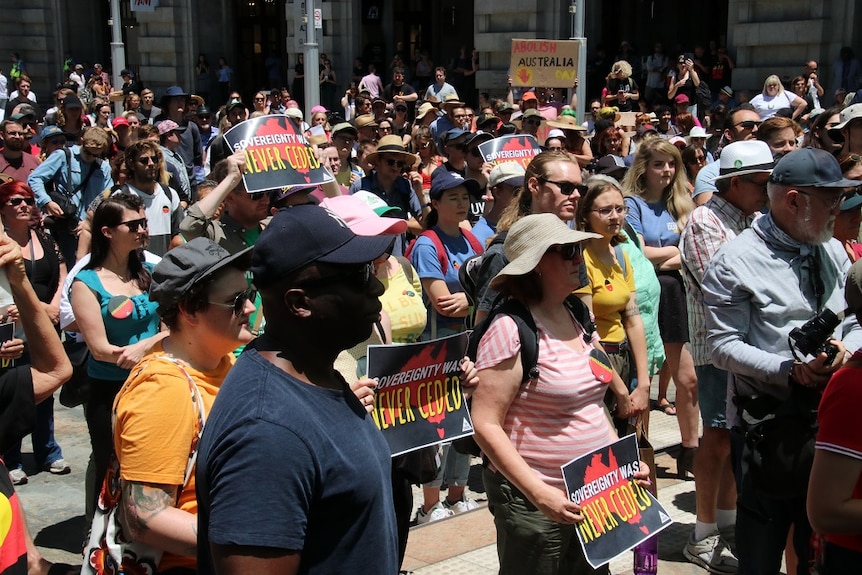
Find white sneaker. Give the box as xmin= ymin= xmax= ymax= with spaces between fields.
xmin=45 ymin=458 xmax=71 ymax=475
xmin=416 ymin=502 xmax=454 ymax=524
xmin=8 ymin=468 xmax=27 ymax=485
xmin=442 ymin=496 xmax=480 ymax=514
xmin=683 ymin=532 xmax=738 ymax=574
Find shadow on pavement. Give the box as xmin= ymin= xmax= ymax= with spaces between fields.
xmin=34 ymin=515 xmax=87 ymax=555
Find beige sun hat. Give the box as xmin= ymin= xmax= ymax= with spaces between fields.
xmin=491 ymin=214 xmax=600 ymax=288
xmin=365 ymin=135 xmax=417 ymax=166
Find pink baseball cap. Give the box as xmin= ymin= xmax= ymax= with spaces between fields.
xmin=674 ymin=94 xmax=690 ymax=104
xmin=311 ymin=105 xmax=328 ymax=114
xmin=319 ymin=193 xmax=407 ymax=237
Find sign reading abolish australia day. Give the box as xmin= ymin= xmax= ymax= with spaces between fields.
xmin=510 ymin=39 xmax=579 ymax=88
xmin=366 ymin=333 xmax=473 ymax=456
xmin=222 ymin=114 xmax=333 ymax=194
xmin=562 ymin=434 xmax=673 ymax=569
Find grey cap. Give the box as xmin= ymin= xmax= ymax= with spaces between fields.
xmin=769 ymin=147 xmax=862 ymax=188
xmin=149 ymin=238 xmax=252 ymax=310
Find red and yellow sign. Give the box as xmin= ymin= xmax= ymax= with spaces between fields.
xmin=510 ymin=39 xmax=580 ymax=88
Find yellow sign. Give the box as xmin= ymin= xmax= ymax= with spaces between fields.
xmin=510 ymin=39 xmax=579 ymax=88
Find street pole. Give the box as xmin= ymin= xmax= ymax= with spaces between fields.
xmin=303 ymin=0 xmax=320 ymax=122
xmin=572 ymin=0 xmax=586 ymax=123
xmin=109 ymin=0 xmax=127 ymax=117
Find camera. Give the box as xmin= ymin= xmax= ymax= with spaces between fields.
xmin=788 ymin=308 xmax=841 ymax=364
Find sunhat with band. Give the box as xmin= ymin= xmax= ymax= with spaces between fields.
xmin=491 ymin=213 xmax=600 ymax=289
xmin=366 ymin=135 xmax=416 ymax=167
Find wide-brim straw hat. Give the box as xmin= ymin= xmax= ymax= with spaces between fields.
xmin=366 ymin=135 xmax=416 ymax=166
xmin=546 ymin=115 xmax=587 ymax=132
xmin=491 ymin=214 xmax=600 ymax=288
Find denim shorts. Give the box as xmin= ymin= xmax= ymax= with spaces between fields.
xmin=696 ymin=363 xmax=729 ymax=429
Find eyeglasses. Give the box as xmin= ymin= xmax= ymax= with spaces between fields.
xmin=378 ymin=126 xmax=392 ymax=132
xmin=298 ymin=262 xmax=375 ymax=290
xmin=591 ymin=205 xmax=629 ymax=218
xmin=550 ymin=243 xmax=582 ymax=261
xmin=795 ymin=189 xmax=857 ymax=210
xmin=254 ymin=97 xmax=266 ymax=101
xmin=734 ymin=120 xmax=762 ymax=130
xmin=383 ymin=158 xmax=405 ymax=169
xmin=118 ymin=217 xmax=148 ymax=233
xmin=248 ymin=191 xmax=267 ymax=201
xmin=7 ymin=197 xmax=35 ymax=207
xmin=4 ymin=131 xmax=25 ymax=138
xmin=523 ymin=118 xmax=542 ymax=126
xmin=208 ymin=287 xmax=257 ymax=316
xmin=136 ymin=155 xmax=158 ymax=165
xmin=419 ymin=141 xmax=432 ymax=149
xmin=538 ymin=177 xmax=587 ymax=197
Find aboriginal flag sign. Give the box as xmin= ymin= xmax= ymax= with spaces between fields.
xmin=222 ymin=114 xmax=334 ymax=193
xmin=562 ymin=434 xmax=673 ymax=569
xmin=477 ymin=134 xmax=542 ymax=169
xmin=366 ymin=332 xmax=473 ymax=456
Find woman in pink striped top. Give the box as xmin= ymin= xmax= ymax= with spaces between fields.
xmin=472 ymin=213 xmax=647 ymax=574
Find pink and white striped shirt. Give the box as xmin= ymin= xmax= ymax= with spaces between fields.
xmin=475 ymin=312 xmax=616 ymax=491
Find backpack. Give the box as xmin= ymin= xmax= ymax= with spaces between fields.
xmin=458 ymin=232 xmax=506 ymax=328
xmin=404 ymin=228 xmax=484 ymax=276
xmin=453 ymin=294 xmax=595 ymax=456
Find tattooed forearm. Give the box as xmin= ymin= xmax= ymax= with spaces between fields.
xmin=123 ymin=481 xmax=176 ymax=533
xmin=621 ymin=302 xmax=641 ymax=319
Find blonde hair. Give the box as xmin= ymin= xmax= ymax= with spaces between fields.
xmin=608 ymin=60 xmax=632 ymax=81
xmin=762 ymin=74 xmax=785 ymax=96
xmin=621 ymin=137 xmax=693 ymax=230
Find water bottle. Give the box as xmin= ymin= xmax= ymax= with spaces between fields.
xmin=633 ymin=535 xmax=658 ymax=574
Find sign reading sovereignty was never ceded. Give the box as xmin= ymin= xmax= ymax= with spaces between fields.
xmin=510 ymin=39 xmax=579 ymax=88
xmin=478 ymin=134 xmax=542 ymax=169
xmin=562 ymin=434 xmax=673 ymax=569
xmin=222 ymin=114 xmax=333 ymax=194
xmin=366 ymin=332 xmax=473 ymax=457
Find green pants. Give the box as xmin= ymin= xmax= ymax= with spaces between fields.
xmin=483 ymin=468 xmax=609 ymax=575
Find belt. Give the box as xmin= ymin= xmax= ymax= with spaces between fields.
xmin=601 ymin=340 xmax=629 ymax=354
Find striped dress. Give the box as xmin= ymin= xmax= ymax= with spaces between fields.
xmin=475 ymin=312 xmax=616 ymax=491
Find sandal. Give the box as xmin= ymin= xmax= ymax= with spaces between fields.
xmin=656 ymin=399 xmax=676 ymax=416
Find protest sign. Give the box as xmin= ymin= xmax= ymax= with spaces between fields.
xmin=366 ymin=333 xmax=473 ymax=456
xmin=562 ymin=434 xmax=673 ymax=569
xmin=478 ymin=134 xmax=542 ymax=168
xmin=510 ymin=39 xmax=579 ymax=88
xmin=222 ymin=114 xmax=333 ymax=193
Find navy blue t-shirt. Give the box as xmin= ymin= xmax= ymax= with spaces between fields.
xmin=196 ymin=349 xmax=398 ymax=575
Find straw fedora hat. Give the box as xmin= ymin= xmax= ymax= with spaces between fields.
xmin=366 ymin=135 xmax=416 ymax=166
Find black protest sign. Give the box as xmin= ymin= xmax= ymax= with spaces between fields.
xmin=366 ymin=332 xmax=472 ymax=456
xmin=561 ymin=434 xmax=673 ymax=569
xmin=222 ymin=114 xmax=334 ymax=193
xmin=477 ymin=134 xmax=542 ymax=168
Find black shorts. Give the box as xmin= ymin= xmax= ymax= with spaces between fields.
xmin=657 ymin=270 xmax=689 ymax=344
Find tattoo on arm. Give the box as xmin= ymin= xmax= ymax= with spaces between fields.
xmin=621 ymin=301 xmax=641 ymax=320
xmin=124 ymin=481 xmax=177 ymax=532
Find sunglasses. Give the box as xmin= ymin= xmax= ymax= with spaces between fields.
xmin=383 ymin=158 xmax=405 ymax=169
xmin=419 ymin=141 xmax=432 ymax=149
xmin=550 ymin=243 xmax=582 ymax=261
xmin=298 ymin=262 xmax=375 ymax=290
xmin=209 ymin=287 xmax=257 ymax=316
xmin=7 ymin=197 xmax=35 ymax=207
xmin=118 ymin=217 xmax=148 ymax=233
xmin=590 ymin=205 xmax=629 ymax=218
xmin=137 ymin=155 xmax=158 ymax=165
xmin=734 ymin=120 xmax=762 ymax=130
xmin=538 ymin=177 xmax=587 ymax=197
xmin=255 ymin=97 xmax=266 ymax=101
xmin=248 ymin=191 xmax=267 ymax=201
xmin=523 ymin=118 xmax=542 ymax=126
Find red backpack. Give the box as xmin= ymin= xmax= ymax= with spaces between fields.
xmin=404 ymin=228 xmax=484 ymax=275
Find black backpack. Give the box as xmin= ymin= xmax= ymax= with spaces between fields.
xmin=453 ymin=294 xmax=595 ymax=456
xmin=458 ymin=232 xmax=506 ymax=329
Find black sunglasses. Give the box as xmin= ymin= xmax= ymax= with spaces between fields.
xmin=383 ymin=158 xmax=405 ymax=169
xmin=208 ymin=287 xmax=257 ymax=316
xmin=538 ymin=177 xmax=587 ymax=197
xmin=734 ymin=120 xmax=762 ymax=130
xmin=118 ymin=217 xmax=148 ymax=233
xmin=298 ymin=262 xmax=374 ymax=290
xmin=550 ymin=243 xmax=582 ymax=261
xmin=524 ymin=118 xmax=542 ymax=126
xmin=248 ymin=191 xmax=267 ymax=201
xmin=7 ymin=197 xmax=35 ymax=207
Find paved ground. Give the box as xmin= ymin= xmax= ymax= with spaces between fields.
xmin=11 ymin=384 xmax=769 ymax=574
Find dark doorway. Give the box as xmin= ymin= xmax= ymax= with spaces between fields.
xmin=233 ymin=0 xmax=287 ymax=98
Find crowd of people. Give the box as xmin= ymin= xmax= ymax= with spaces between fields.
xmin=0 ymin=41 xmax=862 ymax=575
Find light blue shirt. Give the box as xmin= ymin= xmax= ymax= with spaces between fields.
xmin=28 ymin=146 xmax=113 ymax=219
xmin=693 ymin=160 xmax=719 ymax=200
xmin=702 ymin=212 xmax=862 ymax=423
xmin=471 ymin=216 xmax=496 ymax=248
